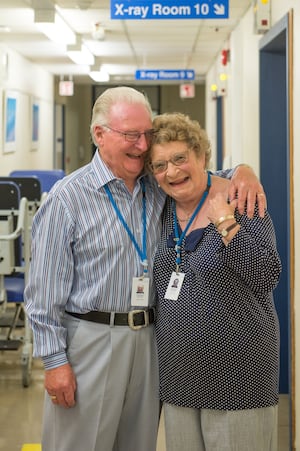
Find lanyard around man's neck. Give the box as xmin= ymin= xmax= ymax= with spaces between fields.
xmin=104 ymin=179 xmax=148 ymax=276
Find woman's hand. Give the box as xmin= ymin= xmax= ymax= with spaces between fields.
xmin=207 ymin=192 xmax=234 ymax=226
xmin=207 ymin=192 xmax=240 ymax=246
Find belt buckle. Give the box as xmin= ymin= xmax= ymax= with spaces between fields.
xmin=128 ymin=310 xmax=149 ymax=331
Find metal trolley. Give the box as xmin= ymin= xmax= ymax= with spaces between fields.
xmin=0 ymin=178 xmax=41 ymax=387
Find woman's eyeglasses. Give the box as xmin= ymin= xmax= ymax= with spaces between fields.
xmin=150 ymin=151 xmax=190 ymax=174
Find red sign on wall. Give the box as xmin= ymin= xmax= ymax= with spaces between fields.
xmin=180 ymin=84 xmax=195 ymax=98
xmin=59 ymin=80 xmax=74 ymax=96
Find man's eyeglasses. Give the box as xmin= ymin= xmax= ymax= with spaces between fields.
xmin=150 ymin=151 xmax=190 ymax=174
xmin=104 ymin=125 xmax=156 ymax=144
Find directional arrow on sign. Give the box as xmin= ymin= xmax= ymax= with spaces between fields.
xmin=214 ymin=4 xmax=225 ymax=15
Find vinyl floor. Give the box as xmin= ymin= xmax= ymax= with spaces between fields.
xmin=0 ymin=349 xmax=290 ymax=451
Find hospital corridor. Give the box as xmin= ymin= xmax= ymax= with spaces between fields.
xmin=1 ymin=0 xmax=300 ymax=450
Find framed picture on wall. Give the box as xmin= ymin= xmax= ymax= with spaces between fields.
xmin=3 ymin=90 xmax=18 ymax=153
xmin=31 ymin=97 xmax=39 ymax=150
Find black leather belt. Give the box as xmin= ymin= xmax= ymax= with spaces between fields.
xmin=66 ymin=308 xmax=155 ymax=331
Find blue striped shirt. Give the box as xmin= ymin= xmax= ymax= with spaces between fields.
xmin=24 ymin=150 xmax=166 ymax=369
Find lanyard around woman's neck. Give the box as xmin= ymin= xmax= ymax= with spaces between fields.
xmin=173 ymin=171 xmax=211 ymax=273
xmin=104 ymin=179 xmax=148 ymax=276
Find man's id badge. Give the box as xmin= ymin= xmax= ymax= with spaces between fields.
xmin=131 ymin=277 xmax=150 ymax=307
xmin=164 ymin=272 xmax=185 ymax=300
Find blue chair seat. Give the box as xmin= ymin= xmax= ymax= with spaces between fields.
xmin=5 ymin=276 xmax=25 ymax=303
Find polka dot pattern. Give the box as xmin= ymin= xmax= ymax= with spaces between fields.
xmin=153 ymin=198 xmax=281 ymax=410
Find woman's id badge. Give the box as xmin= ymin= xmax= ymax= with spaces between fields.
xmin=164 ymin=272 xmax=185 ymax=300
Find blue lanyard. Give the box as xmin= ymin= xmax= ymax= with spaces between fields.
xmin=173 ymin=171 xmax=211 ymax=273
xmin=104 ymin=180 xmax=148 ymax=276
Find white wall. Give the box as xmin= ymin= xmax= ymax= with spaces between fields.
xmin=0 ymin=45 xmax=54 ymax=176
xmin=206 ymin=1 xmax=300 ymax=448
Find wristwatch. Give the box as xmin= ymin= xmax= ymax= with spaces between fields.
xmin=220 ymin=222 xmax=239 ymax=237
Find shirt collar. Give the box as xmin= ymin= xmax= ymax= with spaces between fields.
xmin=92 ymin=148 xmax=147 ymax=189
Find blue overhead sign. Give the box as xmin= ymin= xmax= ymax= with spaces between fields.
xmin=136 ymin=70 xmax=195 ymax=81
xmin=111 ymin=1 xmax=229 ymax=20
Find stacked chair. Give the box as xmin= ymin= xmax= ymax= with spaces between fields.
xmin=0 ymin=170 xmax=65 ymax=387
xmin=10 ymin=169 xmax=65 ymax=195
xmin=0 ymin=180 xmax=31 ymax=386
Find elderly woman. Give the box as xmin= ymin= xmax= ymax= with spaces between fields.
xmin=148 ymin=112 xmax=282 ymax=451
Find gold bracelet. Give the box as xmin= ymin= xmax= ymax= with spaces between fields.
xmin=214 ymin=214 xmax=235 ymax=228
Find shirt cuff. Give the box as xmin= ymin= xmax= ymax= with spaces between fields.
xmin=213 ymin=168 xmax=235 ymax=179
xmin=42 ymin=350 xmax=68 ymax=370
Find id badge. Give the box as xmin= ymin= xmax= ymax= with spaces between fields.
xmin=131 ymin=277 xmax=150 ymax=307
xmin=164 ymin=271 xmax=185 ymax=300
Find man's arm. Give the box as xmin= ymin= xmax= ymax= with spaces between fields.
xmin=215 ymin=164 xmax=266 ymax=218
